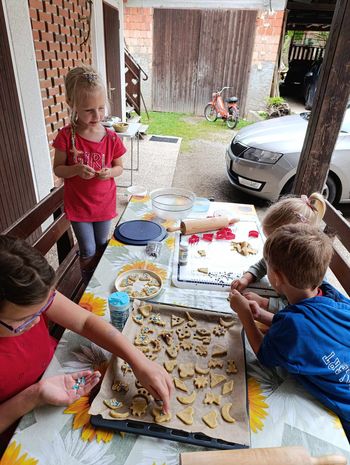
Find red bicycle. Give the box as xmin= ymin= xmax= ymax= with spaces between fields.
xmin=204 ymin=86 xmax=239 ymax=129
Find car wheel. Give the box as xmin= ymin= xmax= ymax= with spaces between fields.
xmin=281 ymin=175 xmax=338 ymax=204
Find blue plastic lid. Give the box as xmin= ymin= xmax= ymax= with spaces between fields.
xmin=108 ymin=292 xmax=130 ymax=307
xmin=114 ymin=220 xmax=167 ymax=245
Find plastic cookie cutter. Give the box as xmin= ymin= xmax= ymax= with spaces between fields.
xmin=188 ymin=234 xmax=200 ymax=244
xmin=215 ymin=228 xmax=235 ymax=240
xmin=72 ymin=376 xmax=86 ymax=392
xmin=248 ymin=230 xmax=259 ymax=238
xmin=202 ymin=233 xmax=214 ymax=242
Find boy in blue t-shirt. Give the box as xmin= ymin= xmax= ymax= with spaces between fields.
xmin=230 ymin=223 xmax=350 ymax=442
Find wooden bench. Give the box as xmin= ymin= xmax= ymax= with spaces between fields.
xmin=2 ymin=185 xmax=86 ymax=304
xmin=323 ymin=200 xmax=350 ymax=296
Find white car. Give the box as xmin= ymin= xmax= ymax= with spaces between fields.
xmin=226 ymin=107 xmax=350 ymax=204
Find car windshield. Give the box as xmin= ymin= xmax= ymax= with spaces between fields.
xmin=299 ymin=108 xmax=350 ymax=133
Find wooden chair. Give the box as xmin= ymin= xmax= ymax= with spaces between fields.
xmin=323 ymin=200 xmax=350 ymax=296
xmin=2 ymin=185 xmax=85 ymax=304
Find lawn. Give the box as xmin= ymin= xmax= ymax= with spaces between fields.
xmin=141 ymin=111 xmax=250 ymax=151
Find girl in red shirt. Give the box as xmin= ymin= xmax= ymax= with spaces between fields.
xmin=53 ymin=66 xmax=126 ymax=283
xmin=0 ymin=236 xmax=172 ymax=442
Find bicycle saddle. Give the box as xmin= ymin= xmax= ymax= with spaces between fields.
xmin=226 ymin=97 xmax=239 ymax=103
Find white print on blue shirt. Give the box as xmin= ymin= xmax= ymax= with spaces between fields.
xmin=322 ymin=351 xmax=350 ymax=386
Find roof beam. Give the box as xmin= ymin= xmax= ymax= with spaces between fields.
xmin=293 ymin=0 xmax=350 ymax=197
xmin=287 ymin=1 xmax=336 ymax=12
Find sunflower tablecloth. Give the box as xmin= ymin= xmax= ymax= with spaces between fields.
xmin=4 ymin=197 xmax=349 ymax=465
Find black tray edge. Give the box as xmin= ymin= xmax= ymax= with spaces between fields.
xmin=90 ymin=415 xmax=249 ymax=450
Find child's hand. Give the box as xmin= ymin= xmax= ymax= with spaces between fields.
xmin=75 ymin=164 xmax=96 ymax=179
xmin=97 ymin=168 xmax=112 ymax=180
xmin=229 ymin=289 xmax=252 ymax=317
xmin=231 ymin=273 xmax=252 ymax=292
xmin=243 ymin=291 xmax=269 ymax=310
xmin=37 ymin=370 xmax=101 ymax=407
xmin=132 ymin=358 xmax=173 ymax=414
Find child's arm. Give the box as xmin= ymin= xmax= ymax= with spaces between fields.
xmin=0 ymin=370 xmax=101 ymax=433
xmin=229 ymin=290 xmax=264 ymax=354
xmin=98 ymin=157 xmax=123 ymax=180
xmin=47 ymin=292 xmax=173 ymax=413
xmin=53 ymin=149 xmax=96 ymax=179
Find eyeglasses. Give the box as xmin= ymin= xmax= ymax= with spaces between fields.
xmin=0 ymin=291 xmax=56 ymax=334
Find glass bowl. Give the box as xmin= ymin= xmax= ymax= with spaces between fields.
xmin=150 ymin=187 xmax=195 ymax=220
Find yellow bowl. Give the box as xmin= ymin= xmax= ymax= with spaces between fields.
xmin=113 ymin=123 xmax=129 ymax=133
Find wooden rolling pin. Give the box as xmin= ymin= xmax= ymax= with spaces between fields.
xmin=167 ymin=217 xmax=239 ymax=234
xmin=180 ymin=446 xmax=347 ymax=465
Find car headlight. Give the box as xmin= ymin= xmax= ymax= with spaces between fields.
xmin=241 ymin=147 xmax=283 ymax=164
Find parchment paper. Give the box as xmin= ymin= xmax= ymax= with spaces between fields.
xmin=89 ymin=301 xmax=250 ymax=447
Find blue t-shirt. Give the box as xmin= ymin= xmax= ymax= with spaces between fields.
xmin=258 ymin=282 xmax=350 ymax=424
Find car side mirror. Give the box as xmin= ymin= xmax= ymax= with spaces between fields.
xmin=305 ymin=71 xmax=313 ymax=78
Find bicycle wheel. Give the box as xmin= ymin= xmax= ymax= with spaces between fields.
xmin=226 ymin=112 xmax=238 ymax=129
xmin=204 ymin=104 xmax=217 ymax=122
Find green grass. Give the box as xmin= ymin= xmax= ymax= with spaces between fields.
xmin=141 ymin=111 xmax=250 ymax=151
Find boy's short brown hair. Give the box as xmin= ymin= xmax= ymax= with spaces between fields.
xmin=263 ymin=224 xmax=333 ymax=289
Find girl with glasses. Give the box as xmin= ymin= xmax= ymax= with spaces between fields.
xmin=0 ymin=236 xmax=173 ymax=445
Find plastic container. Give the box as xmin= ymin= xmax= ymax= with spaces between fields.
xmin=179 ymin=243 xmax=189 ymax=266
xmin=150 ymin=187 xmax=195 ymax=220
xmin=108 ymin=292 xmax=130 ymax=331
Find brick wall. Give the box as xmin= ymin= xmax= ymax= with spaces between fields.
xmin=245 ymin=10 xmax=284 ymax=112
xmin=252 ymin=10 xmax=284 ymax=66
xmin=123 ymin=7 xmax=153 ymax=108
xmin=28 ymin=0 xmax=92 ymax=161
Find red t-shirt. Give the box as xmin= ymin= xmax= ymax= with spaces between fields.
xmin=0 ymin=316 xmax=57 ymax=403
xmin=53 ymin=126 xmax=126 ymax=222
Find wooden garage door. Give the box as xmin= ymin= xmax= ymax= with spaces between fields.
xmin=0 ymin=1 xmax=36 ymax=231
xmin=152 ymin=9 xmax=257 ymax=115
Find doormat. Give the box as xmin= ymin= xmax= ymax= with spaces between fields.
xmin=149 ymin=136 xmax=179 ymax=143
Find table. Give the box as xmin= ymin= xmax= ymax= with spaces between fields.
xmin=5 ymin=197 xmax=350 ymax=464
xmin=117 ymin=122 xmax=141 ymax=188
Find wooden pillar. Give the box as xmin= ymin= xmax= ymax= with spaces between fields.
xmin=293 ymin=0 xmax=350 ymax=197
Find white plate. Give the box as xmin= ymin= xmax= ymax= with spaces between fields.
xmin=115 ymin=269 xmax=163 ymax=300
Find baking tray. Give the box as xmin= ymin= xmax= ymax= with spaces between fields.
xmin=90 ymin=301 xmax=250 ymax=449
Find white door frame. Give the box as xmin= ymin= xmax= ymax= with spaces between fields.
xmin=91 ymin=0 xmax=126 ymax=120
xmin=2 ymin=0 xmax=53 ymax=201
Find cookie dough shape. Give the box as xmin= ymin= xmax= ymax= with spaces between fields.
xmin=202 ymin=410 xmax=218 ymax=429
xmin=204 ymin=392 xmax=221 ymax=406
xmin=193 ymin=375 xmax=209 ymax=389
xmin=171 ymin=314 xmax=185 ymax=327
xmin=185 ymin=311 xmax=197 ymax=328
xmin=149 ymin=313 xmax=166 ymax=326
xmin=159 ymin=329 xmax=174 ymax=346
xmin=222 ymin=379 xmax=234 ymax=395
xmin=219 ymin=317 xmax=236 ymax=328
xmin=112 ymin=380 xmax=129 ymax=393
xmin=166 ymin=344 xmax=179 ymax=359
xmin=176 ymin=391 xmax=196 ymax=405
xmin=179 ymin=340 xmax=193 ymax=351
xmin=210 ymin=372 xmax=227 ymax=388
xmin=208 ymin=359 xmax=224 ymax=369
xmin=130 ymin=396 xmax=148 ymax=417
xmin=176 ymin=326 xmax=191 ymax=340
xmin=195 ymin=344 xmax=208 ymax=357
xmin=212 ymin=344 xmax=227 ymax=358
xmin=221 ymin=402 xmax=236 ymax=423
xmin=109 ymin=410 xmax=129 ymax=419
xmin=213 ymin=325 xmax=226 ymax=337
xmin=178 ymin=362 xmax=195 ymax=378
xmin=152 ymin=407 xmax=172 ymax=424
xmin=198 ymin=267 xmax=208 ymax=274
xmin=177 ymin=406 xmax=194 ymax=425
xmin=164 ymin=360 xmax=177 ymax=373
xmin=173 ymin=377 xmax=188 ymax=392
xmin=227 ymin=360 xmax=238 ymax=374
xmin=132 ymin=313 xmax=144 ymax=325
xmin=103 ymin=398 xmax=123 ymax=410
xmin=139 ymin=303 xmax=152 ymax=317
xmin=195 ymin=364 xmax=210 ymax=375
